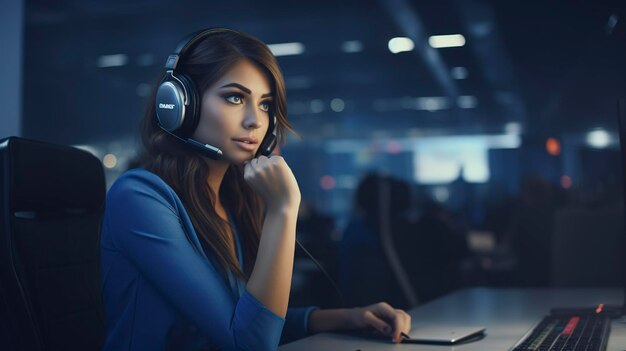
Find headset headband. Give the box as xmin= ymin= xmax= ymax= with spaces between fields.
xmin=165 ymin=28 xmax=238 ymax=70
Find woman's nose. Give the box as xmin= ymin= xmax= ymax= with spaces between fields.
xmin=243 ymin=106 xmax=262 ymax=130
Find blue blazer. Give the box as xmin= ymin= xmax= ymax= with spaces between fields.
xmin=100 ymin=169 xmax=316 ymax=350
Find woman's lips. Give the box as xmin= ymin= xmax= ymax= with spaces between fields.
xmin=233 ymin=139 xmax=257 ymax=152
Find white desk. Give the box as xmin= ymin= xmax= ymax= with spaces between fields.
xmin=280 ymin=288 xmax=626 ymax=350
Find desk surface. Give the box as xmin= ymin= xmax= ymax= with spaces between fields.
xmin=279 ymin=288 xmax=626 ymax=350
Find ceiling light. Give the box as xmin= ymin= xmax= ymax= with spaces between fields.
xmin=457 ymin=95 xmax=478 ymax=109
xmin=341 ymin=40 xmax=363 ymax=53
xmin=586 ymin=129 xmax=610 ymax=148
xmin=388 ymin=37 xmax=414 ymax=54
xmin=451 ymin=66 xmax=468 ymax=79
xmin=416 ymin=97 xmax=449 ymax=111
xmin=97 ymin=54 xmax=128 ymax=68
xmin=428 ymin=34 xmax=466 ymax=48
xmin=267 ymin=42 xmax=305 ymax=56
xmin=505 ymin=122 xmax=522 ymax=135
xmin=330 ymin=98 xmax=345 ymax=112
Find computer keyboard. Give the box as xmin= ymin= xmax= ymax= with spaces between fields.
xmin=511 ymin=314 xmax=610 ymax=351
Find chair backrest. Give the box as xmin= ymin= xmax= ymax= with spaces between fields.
xmin=0 ymin=136 xmax=106 ymax=351
xmin=551 ymin=206 xmax=625 ymax=287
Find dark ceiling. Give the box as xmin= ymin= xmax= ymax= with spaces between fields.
xmin=22 ymin=0 xmax=626 ymax=146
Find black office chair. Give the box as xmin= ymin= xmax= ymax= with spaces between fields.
xmin=0 ymin=136 xmax=106 ymax=351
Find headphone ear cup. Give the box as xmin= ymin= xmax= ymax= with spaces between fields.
xmin=174 ymin=73 xmax=200 ymax=137
xmin=155 ymin=77 xmax=186 ymax=133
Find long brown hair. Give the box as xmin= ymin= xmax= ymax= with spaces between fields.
xmin=138 ymin=28 xmax=296 ymax=279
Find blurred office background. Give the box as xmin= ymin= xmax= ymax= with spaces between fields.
xmin=2 ymin=0 xmax=626 ymax=310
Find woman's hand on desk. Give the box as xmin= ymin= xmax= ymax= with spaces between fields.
xmin=348 ymin=302 xmax=411 ymax=343
xmin=308 ymin=302 xmax=411 ymax=344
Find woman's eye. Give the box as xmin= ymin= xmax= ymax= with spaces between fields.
xmin=224 ymin=94 xmax=243 ymax=104
xmin=260 ymin=101 xmax=271 ymax=112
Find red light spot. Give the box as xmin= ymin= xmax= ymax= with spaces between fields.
xmin=320 ymin=175 xmax=336 ymax=190
xmin=546 ymin=137 xmax=561 ymax=156
xmin=596 ymin=303 xmax=604 ymax=314
xmin=561 ymin=316 xmax=580 ymax=335
xmin=386 ymin=141 xmax=402 ymax=154
xmin=561 ymin=175 xmax=572 ymax=189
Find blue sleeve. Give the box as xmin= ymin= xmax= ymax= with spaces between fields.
xmin=280 ymin=306 xmax=319 ymax=345
xmin=105 ymin=172 xmax=285 ymax=351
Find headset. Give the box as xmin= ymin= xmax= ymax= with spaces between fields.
xmin=154 ymin=28 xmax=277 ymax=160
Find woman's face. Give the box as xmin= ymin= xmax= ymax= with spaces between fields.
xmin=191 ymin=58 xmax=273 ymax=165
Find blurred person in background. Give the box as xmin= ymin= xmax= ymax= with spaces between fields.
xmin=396 ymin=198 xmax=470 ymax=302
xmin=340 ymin=173 xmax=411 ymax=308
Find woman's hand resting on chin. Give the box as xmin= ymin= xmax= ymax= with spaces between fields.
xmin=243 ymin=155 xmax=301 ymax=211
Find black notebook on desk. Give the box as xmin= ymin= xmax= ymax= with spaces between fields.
xmin=401 ymin=325 xmax=486 ymax=345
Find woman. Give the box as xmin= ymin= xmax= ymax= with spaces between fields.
xmin=100 ymin=28 xmax=411 ymax=351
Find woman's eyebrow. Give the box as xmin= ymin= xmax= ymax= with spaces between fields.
xmin=220 ymin=83 xmax=273 ymax=98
